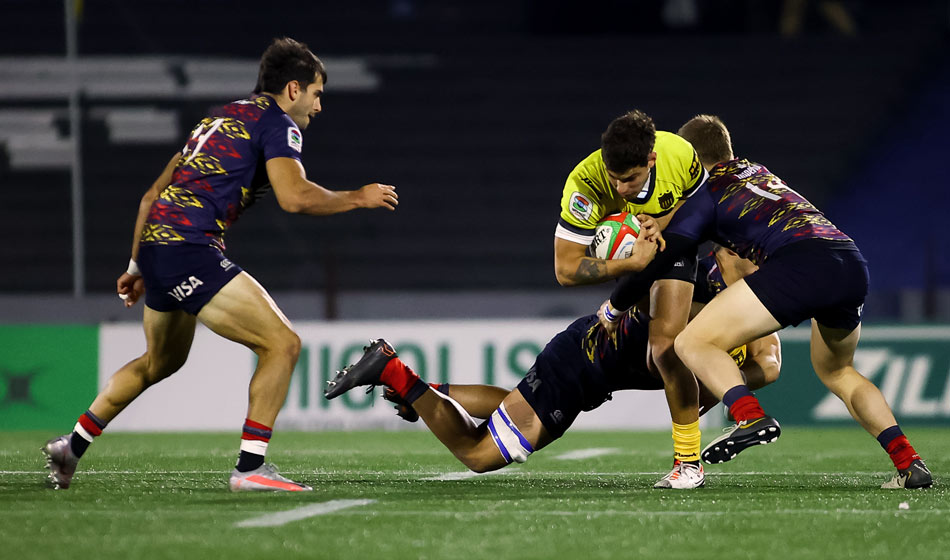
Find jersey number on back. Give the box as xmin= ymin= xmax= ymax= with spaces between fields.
xmin=183 ymin=118 xmax=225 ymax=164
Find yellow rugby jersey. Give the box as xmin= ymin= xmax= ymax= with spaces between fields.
xmin=555 ymin=131 xmax=707 ymax=246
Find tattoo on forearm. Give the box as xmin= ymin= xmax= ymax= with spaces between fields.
xmin=575 ymin=258 xmax=608 ymax=284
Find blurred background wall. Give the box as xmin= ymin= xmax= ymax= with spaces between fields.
xmin=0 ymin=0 xmax=948 ymax=323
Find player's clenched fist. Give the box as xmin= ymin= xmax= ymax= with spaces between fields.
xmin=359 ymin=183 xmax=398 ymax=210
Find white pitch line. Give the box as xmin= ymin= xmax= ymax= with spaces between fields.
xmin=0 ymin=470 xmax=895 ymax=477
xmin=422 ymin=468 xmax=517 ymax=481
xmin=235 ymin=499 xmax=376 ymax=528
xmin=553 ymin=448 xmax=620 ymax=460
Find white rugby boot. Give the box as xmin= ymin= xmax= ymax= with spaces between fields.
xmin=653 ymin=460 xmax=705 ymax=489
xmin=229 ymin=463 xmax=312 ymax=492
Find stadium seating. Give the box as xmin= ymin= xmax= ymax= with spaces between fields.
xmin=0 ymin=1 xmax=944 ymax=323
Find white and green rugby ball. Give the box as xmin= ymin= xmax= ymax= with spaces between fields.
xmin=590 ymin=212 xmax=642 ymax=260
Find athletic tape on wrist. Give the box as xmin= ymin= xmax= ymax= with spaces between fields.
xmin=126 ymin=258 xmax=141 ymax=276
xmin=602 ymin=301 xmax=622 ymax=323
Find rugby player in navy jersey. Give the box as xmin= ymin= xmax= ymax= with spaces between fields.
xmin=597 ymin=115 xmax=931 ymax=489
xmin=42 ymin=38 xmax=398 ymax=492
xmin=324 ymin=249 xmax=781 ymax=487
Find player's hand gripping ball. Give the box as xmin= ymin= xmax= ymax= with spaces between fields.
xmin=590 ymin=212 xmax=641 ymax=260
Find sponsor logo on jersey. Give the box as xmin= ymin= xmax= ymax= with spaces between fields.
xmin=581 ymin=176 xmax=596 ymax=189
xmin=287 ymin=127 xmax=302 ymax=152
xmin=658 ymin=191 xmax=675 ymax=210
xmin=167 ymin=276 xmax=204 ymax=302
xmin=220 ymin=258 xmax=235 ymax=271
xmin=524 ymin=369 xmax=542 ymax=392
xmin=550 ymin=410 xmax=565 ymax=425
xmin=569 ymin=192 xmax=593 ymax=221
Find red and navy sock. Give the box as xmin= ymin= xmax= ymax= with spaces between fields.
xmin=71 ymin=409 xmax=107 ymax=458
xmin=722 ymin=385 xmax=766 ymax=422
xmin=381 ymin=358 xmax=429 ymax=404
xmin=236 ymin=418 xmax=272 ymax=473
xmin=430 ymin=383 xmax=450 ymax=396
xmin=877 ymin=425 xmax=920 ymax=471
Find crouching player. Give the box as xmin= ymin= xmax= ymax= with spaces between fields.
xmin=325 ymin=249 xmax=780 ymax=488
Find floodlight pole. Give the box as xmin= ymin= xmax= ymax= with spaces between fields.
xmin=65 ymin=0 xmax=85 ymax=297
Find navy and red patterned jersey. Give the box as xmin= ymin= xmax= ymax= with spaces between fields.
xmin=666 ymin=159 xmax=851 ymax=265
xmin=140 ymin=95 xmax=303 ymax=250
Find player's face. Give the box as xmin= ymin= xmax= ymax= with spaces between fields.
xmin=606 ymin=152 xmax=657 ymax=201
xmin=289 ymin=74 xmax=324 ymax=129
xmin=608 ymin=165 xmax=650 ymax=200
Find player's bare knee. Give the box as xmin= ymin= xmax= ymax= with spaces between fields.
xmin=142 ymin=352 xmax=186 ymax=385
xmin=260 ymin=329 xmax=301 ymax=366
xmin=673 ymin=331 xmax=695 ymax=361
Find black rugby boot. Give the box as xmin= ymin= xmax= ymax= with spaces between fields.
xmin=324 ymin=339 xmax=397 ymax=399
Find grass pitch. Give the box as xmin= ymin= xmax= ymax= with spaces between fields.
xmin=2 ymin=428 xmax=947 ymax=560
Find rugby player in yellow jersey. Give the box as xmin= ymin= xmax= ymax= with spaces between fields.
xmin=554 ymin=110 xmax=709 ymax=488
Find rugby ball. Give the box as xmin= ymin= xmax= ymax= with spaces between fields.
xmin=590 ymin=212 xmax=641 ymax=260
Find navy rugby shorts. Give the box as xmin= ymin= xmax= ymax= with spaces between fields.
xmin=138 ymin=244 xmax=243 ymax=315
xmin=743 ymin=239 xmax=868 ymax=330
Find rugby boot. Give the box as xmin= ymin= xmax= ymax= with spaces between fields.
xmin=324 ymin=339 xmax=397 ymax=400
xmin=653 ymin=460 xmax=705 ymax=489
xmin=42 ymin=435 xmax=80 ymax=489
xmin=383 ymin=387 xmax=419 ymax=422
xmin=881 ymin=459 xmax=933 ymax=489
xmin=701 ymin=416 xmax=781 ymax=464
xmin=229 ymin=463 xmax=312 ymax=492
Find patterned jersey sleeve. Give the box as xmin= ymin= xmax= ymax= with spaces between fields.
xmin=664 ymin=181 xmax=715 ymax=242
xmin=256 ymin=110 xmax=304 ymax=162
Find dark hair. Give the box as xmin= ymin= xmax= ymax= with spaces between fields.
xmin=677 ymin=114 xmax=733 ymax=167
xmin=254 ymin=37 xmax=327 ymax=95
xmin=600 ymin=110 xmax=656 ymax=172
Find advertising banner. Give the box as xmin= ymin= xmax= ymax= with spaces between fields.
xmin=99 ymin=319 xmax=675 ymax=432
xmin=758 ymin=326 xmax=950 ymax=426
xmin=0 ymin=325 xmax=99 ymax=430
xmin=0 ymin=320 xmax=930 ymax=432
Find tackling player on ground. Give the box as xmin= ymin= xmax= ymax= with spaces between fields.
xmin=42 ymin=37 xmax=399 ymax=492
xmin=599 ymin=114 xmax=932 ymax=489
xmin=554 ymin=110 xmax=710 ymax=488
xmin=324 ymin=249 xmax=780 ymax=486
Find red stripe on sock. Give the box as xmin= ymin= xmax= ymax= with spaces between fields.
xmin=242 ymin=418 xmax=272 ymax=442
xmin=728 ymin=395 xmax=765 ymax=422
xmin=78 ymin=413 xmax=103 ymax=437
xmin=243 ymin=419 xmax=271 ymax=431
xmin=381 ymin=358 xmax=421 ymax=399
xmin=885 ymin=435 xmax=920 ymax=471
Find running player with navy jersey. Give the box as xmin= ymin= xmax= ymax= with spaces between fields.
xmin=598 ymin=115 xmax=931 ymax=489
xmin=42 ymin=38 xmax=399 ymax=492
xmin=323 ymin=248 xmax=779 ymax=483
xmin=554 ymin=110 xmax=711 ymax=488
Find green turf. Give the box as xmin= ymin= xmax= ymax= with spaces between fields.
xmin=1 ymin=428 xmax=947 ymax=560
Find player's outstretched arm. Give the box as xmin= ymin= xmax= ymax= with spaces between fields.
xmin=266 ymin=157 xmax=397 ymax=215
xmin=117 ymin=152 xmax=180 ymax=307
xmin=554 ymin=236 xmax=656 ymax=286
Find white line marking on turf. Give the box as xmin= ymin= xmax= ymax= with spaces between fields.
xmin=235 ymin=499 xmax=376 ymax=528
xmin=328 ymin=508 xmax=950 ymax=517
xmin=553 ymin=448 xmax=620 ymax=460
xmin=422 ymin=468 xmax=517 ymax=481
xmin=0 ymin=470 xmax=897 ymax=477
